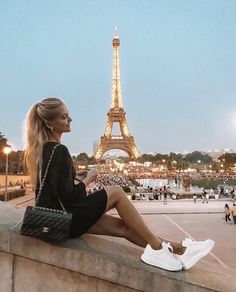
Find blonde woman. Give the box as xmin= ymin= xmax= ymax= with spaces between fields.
xmin=24 ymin=97 xmax=214 ymax=271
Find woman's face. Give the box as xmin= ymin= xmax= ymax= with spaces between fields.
xmin=49 ymin=104 xmax=72 ymax=134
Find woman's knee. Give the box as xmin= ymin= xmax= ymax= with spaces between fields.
xmin=106 ymin=185 xmax=125 ymax=200
xmin=105 ymin=185 xmax=126 ymax=209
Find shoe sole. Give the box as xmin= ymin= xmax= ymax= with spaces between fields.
xmin=141 ymin=254 xmax=182 ymax=272
xmin=182 ymin=240 xmax=215 ymax=270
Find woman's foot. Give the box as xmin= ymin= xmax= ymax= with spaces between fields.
xmin=141 ymin=242 xmax=182 ymax=272
xmin=174 ymin=238 xmax=215 ymax=270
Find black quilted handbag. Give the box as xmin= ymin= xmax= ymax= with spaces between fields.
xmin=20 ymin=144 xmax=72 ymax=242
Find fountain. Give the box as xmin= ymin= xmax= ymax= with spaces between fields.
xmin=182 ymin=174 xmax=191 ymax=192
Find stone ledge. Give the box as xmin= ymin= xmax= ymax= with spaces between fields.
xmin=0 ymin=202 xmax=235 ymax=292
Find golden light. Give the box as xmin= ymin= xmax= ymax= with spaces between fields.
xmin=3 ymin=146 xmax=12 ymax=155
xmin=162 ymin=159 xmax=166 ymax=163
xmin=3 ymin=145 xmax=12 ymax=201
xmin=220 ymin=164 xmax=224 ymax=168
xmin=78 ymin=165 xmax=86 ymax=170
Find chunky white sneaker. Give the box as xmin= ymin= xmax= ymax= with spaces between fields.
xmin=175 ymin=238 xmax=215 ymax=270
xmin=141 ymin=242 xmax=182 ymax=271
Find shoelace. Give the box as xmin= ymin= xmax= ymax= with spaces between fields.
xmin=163 ymin=242 xmax=173 ymax=253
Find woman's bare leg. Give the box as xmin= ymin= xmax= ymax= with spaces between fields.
xmin=87 ymin=214 xmax=147 ymax=247
xmin=97 ymin=186 xmax=185 ymax=253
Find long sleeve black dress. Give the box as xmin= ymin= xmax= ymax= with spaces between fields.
xmin=36 ymin=142 xmax=107 ymax=238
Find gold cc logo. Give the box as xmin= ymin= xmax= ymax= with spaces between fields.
xmin=42 ymin=227 xmax=49 ymax=233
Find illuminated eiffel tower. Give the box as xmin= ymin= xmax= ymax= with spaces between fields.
xmin=95 ymin=29 xmax=139 ymax=160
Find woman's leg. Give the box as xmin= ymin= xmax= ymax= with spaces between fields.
xmin=89 ymin=186 xmax=185 ymax=253
xmin=87 ymin=214 xmax=147 ymax=247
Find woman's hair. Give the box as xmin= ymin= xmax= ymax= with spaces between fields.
xmin=24 ymin=97 xmax=65 ymax=187
xmin=225 ymin=204 xmax=229 ymax=208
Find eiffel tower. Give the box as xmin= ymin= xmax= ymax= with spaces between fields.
xmin=95 ymin=29 xmax=139 ymax=160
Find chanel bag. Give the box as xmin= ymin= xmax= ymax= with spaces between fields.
xmin=20 ymin=144 xmax=72 ymax=242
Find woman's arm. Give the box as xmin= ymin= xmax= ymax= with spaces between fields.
xmin=81 ymin=169 xmax=98 ymax=187
xmin=47 ymin=144 xmax=87 ymax=205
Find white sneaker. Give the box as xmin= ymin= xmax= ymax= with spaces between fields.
xmin=175 ymin=238 xmax=215 ymax=270
xmin=141 ymin=242 xmax=182 ymax=271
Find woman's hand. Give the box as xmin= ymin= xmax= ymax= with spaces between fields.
xmin=75 ymin=170 xmax=88 ymax=182
xmin=77 ymin=170 xmax=88 ymax=176
xmin=82 ymin=169 xmax=98 ymax=187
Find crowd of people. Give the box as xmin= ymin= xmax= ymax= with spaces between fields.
xmin=0 ymin=179 xmax=28 ymax=190
xmin=86 ymin=174 xmax=129 ymax=194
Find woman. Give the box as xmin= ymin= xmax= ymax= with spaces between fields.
xmin=24 ymin=97 xmax=214 ymax=271
xmin=224 ymin=204 xmax=231 ymax=223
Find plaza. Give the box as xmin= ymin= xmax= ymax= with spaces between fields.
xmin=1 ymin=195 xmax=235 ymax=291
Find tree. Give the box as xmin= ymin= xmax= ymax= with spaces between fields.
xmin=0 ymin=132 xmax=7 ymax=152
xmin=183 ymin=151 xmax=213 ymax=164
xmin=0 ymin=132 xmax=8 ymax=172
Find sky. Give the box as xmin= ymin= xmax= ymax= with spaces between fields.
xmin=0 ymin=0 xmax=236 ymax=156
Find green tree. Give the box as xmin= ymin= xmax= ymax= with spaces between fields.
xmin=0 ymin=132 xmax=8 ymax=172
xmin=183 ymin=151 xmax=213 ymax=164
xmin=0 ymin=132 xmax=7 ymax=152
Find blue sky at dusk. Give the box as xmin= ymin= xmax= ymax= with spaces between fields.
xmin=1 ymin=0 xmax=236 ymax=155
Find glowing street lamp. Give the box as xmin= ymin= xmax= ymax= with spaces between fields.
xmin=3 ymin=145 xmax=12 ymax=202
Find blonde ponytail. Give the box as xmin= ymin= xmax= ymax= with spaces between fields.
xmin=24 ymin=97 xmax=64 ymax=187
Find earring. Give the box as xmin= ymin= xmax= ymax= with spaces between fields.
xmin=50 ymin=127 xmax=53 ymax=133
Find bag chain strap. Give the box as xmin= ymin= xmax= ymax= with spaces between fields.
xmin=35 ymin=144 xmax=67 ymax=213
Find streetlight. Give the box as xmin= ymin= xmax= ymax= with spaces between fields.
xmin=172 ymin=160 xmax=177 ymax=170
xmin=3 ymin=145 xmax=12 ymax=202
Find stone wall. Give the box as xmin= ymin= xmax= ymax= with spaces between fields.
xmin=0 ymin=202 xmax=234 ymax=292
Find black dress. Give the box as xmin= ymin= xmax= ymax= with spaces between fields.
xmin=36 ymin=142 xmax=107 ymax=238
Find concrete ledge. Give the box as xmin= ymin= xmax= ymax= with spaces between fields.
xmin=0 ymin=202 xmax=235 ymax=292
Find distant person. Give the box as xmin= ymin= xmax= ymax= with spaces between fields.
xmin=20 ymin=179 xmax=25 ymax=189
xmin=224 ymin=204 xmax=231 ymax=223
xmin=231 ymin=203 xmax=236 ymax=224
xmin=159 ymin=187 xmax=163 ymax=200
xmin=230 ymin=188 xmax=235 ymax=199
xmin=23 ymin=97 xmax=214 ymax=272
xmin=193 ymin=194 xmax=197 ymax=203
xmin=163 ymin=192 xmax=168 ymax=205
xmin=220 ymin=186 xmax=224 ymax=196
xmin=131 ymin=193 xmax=136 ymax=200
xmin=202 ymin=189 xmax=207 ymax=204
xmin=174 ymin=177 xmax=178 ymax=186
